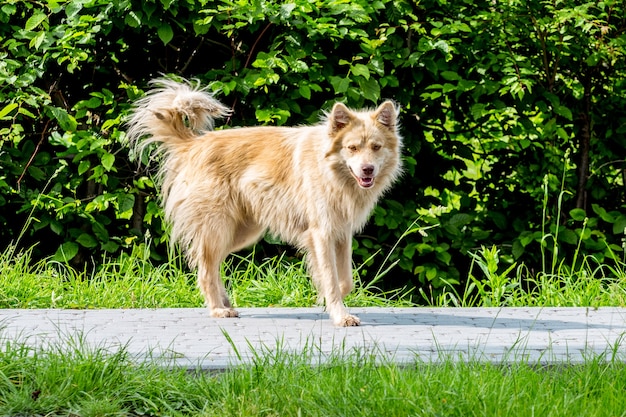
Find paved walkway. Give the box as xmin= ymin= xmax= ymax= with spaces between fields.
xmin=1 ymin=307 xmax=626 ymax=369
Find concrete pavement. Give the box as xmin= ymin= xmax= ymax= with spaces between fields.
xmin=1 ymin=307 xmax=626 ymax=369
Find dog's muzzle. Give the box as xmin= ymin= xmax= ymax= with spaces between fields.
xmin=350 ymin=165 xmax=376 ymax=189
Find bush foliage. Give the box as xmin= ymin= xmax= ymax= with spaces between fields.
xmin=1 ymin=0 xmax=625 ymax=297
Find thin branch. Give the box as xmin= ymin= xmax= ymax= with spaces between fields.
xmin=588 ymin=159 xmax=626 ymax=181
xmin=243 ymin=22 xmax=273 ymax=69
xmin=180 ymin=38 xmax=204 ymax=74
xmin=17 ymin=119 xmax=51 ymax=191
xmin=226 ymin=22 xmax=274 ymax=124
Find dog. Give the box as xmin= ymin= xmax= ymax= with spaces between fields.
xmin=126 ymin=78 xmax=402 ymax=326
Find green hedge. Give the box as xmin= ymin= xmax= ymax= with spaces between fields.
xmin=1 ymin=0 xmax=625 ymax=297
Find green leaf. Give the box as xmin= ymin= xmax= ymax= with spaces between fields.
xmin=330 ymin=76 xmax=350 ymax=94
xmin=84 ymin=97 xmax=102 ymax=109
xmin=48 ymin=106 xmax=77 ymax=131
xmin=255 ymin=108 xmax=273 ymax=123
xmin=555 ymin=105 xmax=573 ymax=121
xmin=559 ymin=228 xmax=578 ymax=245
xmin=125 ymin=11 xmax=141 ymax=28
xmin=1 ymin=4 xmax=16 ymax=16
xmin=78 ymin=160 xmax=91 ymax=175
xmin=592 ymin=204 xmax=614 ymax=223
xmin=298 ymin=84 xmax=311 ymax=100
xmin=512 ymin=240 xmax=525 ymax=259
xmin=0 ymin=103 xmax=17 ymax=119
xmin=403 ymin=243 xmax=417 ymax=258
xmin=25 ymin=11 xmax=47 ymax=31
xmin=489 ymin=211 xmax=508 ymax=230
xmin=101 ymin=240 xmax=119 ymax=253
xmin=157 ymin=23 xmax=174 ymax=45
xmin=470 ymin=103 xmax=487 ymax=120
xmin=436 ymin=250 xmax=452 ymax=265
xmin=160 ymin=0 xmax=175 ymax=10
xmin=29 ymin=31 xmax=46 ymax=50
xmin=351 ymin=63 xmax=370 ymax=79
xmin=76 ymin=233 xmax=98 ymax=248
xmin=422 ymin=58 xmax=438 ymax=75
xmin=426 ymin=267 xmax=438 ymax=281
xmin=92 ymin=222 xmax=109 ymax=242
xmin=53 ymin=242 xmax=79 ymax=263
xmin=101 ymin=153 xmax=115 ymax=171
xmin=118 ymin=194 xmax=135 ymax=213
xmin=19 ymin=107 xmax=36 ymax=118
xmin=458 ymin=79 xmax=476 ymax=92
xmin=612 ymin=215 xmax=626 ymax=235
xmin=556 ymin=127 xmax=569 ymax=141
xmin=447 ymin=213 xmax=474 ymax=230
xmin=65 ymin=1 xmax=83 ymax=19
xmin=569 ymin=208 xmax=587 ymax=221
xmin=440 ymin=71 xmax=461 ymax=81
xmin=50 ymin=220 xmax=63 ymax=235
xmin=28 ymin=166 xmax=45 ymax=180
xmin=358 ymin=77 xmax=380 ymax=103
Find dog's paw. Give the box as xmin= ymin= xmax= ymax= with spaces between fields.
xmin=210 ymin=307 xmax=239 ymax=318
xmin=336 ymin=314 xmax=361 ymax=327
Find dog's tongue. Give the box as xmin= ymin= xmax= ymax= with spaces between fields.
xmin=359 ymin=177 xmax=374 ymax=188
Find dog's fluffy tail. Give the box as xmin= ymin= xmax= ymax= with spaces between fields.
xmin=126 ymin=78 xmax=230 ymax=157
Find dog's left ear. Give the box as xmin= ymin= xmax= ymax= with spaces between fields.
xmin=329 ymin=102 xmax=354 ymax=134
xmin=375 ymin=101 xmax=398 ymax=130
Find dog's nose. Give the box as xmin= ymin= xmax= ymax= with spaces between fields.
xmin=362 ymin=165 xmax=374 ymax=176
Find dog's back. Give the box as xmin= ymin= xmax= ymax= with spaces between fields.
xmin=126 ymin=78 xmax=402 ymax=326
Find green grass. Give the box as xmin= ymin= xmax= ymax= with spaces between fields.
xmin=0 ymin=245 xmax=203 ymax=309
xmin=1 ymin=336 xmax=626 ymax=417
xmin=431 ymin=244 xmax=626 ymax=308
xmin=0 ymin=244 xmax=416 ymax=309
xmin=3 ymin=241 xmax=626 ymax=310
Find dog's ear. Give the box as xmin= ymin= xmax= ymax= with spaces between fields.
xmin=375 ymin=101 xmax=398 ymax=130
xmin=329 ymin=103 xmax=354 ymax=134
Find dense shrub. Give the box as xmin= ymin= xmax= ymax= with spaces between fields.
xmin=1 ymin=0 xmax=625 ymax=299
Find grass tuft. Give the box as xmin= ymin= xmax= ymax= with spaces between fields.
xmin=432 ymin=245 xmax=626 ymax=308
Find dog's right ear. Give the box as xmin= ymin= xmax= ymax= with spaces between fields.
xmin=329 ymin=103 xmax=354 ymax=135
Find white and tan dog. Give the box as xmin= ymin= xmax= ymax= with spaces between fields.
xmin=127 ymin=79 xmax=402 ymax=326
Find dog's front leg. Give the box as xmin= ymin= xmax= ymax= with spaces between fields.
xmin=335 ymin=234 xmax=355 ymax=299
xmin=307 ymin=230 xmax=360 ymax=327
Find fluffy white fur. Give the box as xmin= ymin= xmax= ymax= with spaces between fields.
xmin=126 ymin=78 xmax=402 ymax=326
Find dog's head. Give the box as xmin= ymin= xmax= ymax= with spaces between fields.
xmin=326 ymin=101 xmax=402 ymax=190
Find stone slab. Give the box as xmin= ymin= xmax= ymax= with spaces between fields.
xmin=1 ymin=307 xmax=625 ymax=369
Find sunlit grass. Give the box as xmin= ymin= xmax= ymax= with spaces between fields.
xmin=431 ymin=245 xmax=626 ymax=308
xmin=0 ymin=245 xmax=202 ymax=309
xmin=1 ymin=334 xmax=626 ymax=417
xmin=3 ymin=240 xmax=626 ymax=311
xmin=0 ymin=244 xmax=416 ymax=310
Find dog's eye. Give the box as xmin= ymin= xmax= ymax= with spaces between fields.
xmin=371 ymin=144 xmax=381 ymax=151
xmin=347 ymin=145 xmax=358 ymax=152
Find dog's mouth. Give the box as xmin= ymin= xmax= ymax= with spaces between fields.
xmin=358 ymin=176 xmax=375 ymax=188
xmin=349 ymin=168 xmax=375 ymax=189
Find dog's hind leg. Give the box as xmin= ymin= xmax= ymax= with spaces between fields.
xmin=195 ymin=221 xmax=263 ymax=319
xmin=197 ymin=259 xmax=238 ymax=318
xmin=195 ymin=236 xmax=239 ymax=318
